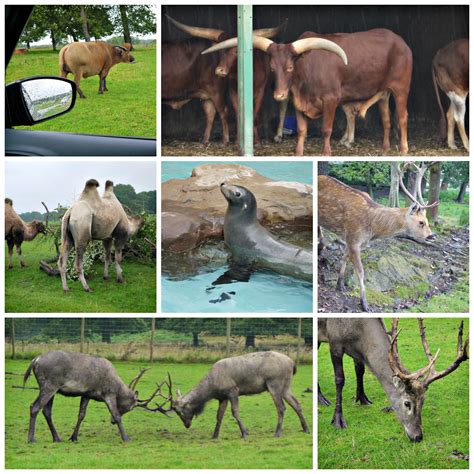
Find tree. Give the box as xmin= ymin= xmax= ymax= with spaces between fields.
xmin=427 ymin=162 xmax=441 ymax=223
xmin=388 ymin=162 xmax=401 ymax=208
xmin=442 ymin=161 xmax=469 ymax=203
xmin=329 ymin=162 xmax=390 ymax=199
xmin=112 ymin=5 xmax=156 ymax=46
xmin=80 ymin=6 xmax=91 ymax=41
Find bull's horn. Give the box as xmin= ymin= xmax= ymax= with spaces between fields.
xmin=253 ymin=18 xmax=288 ymax=39
xmin=166 ymin=14 xmax=225 ymax=42
xmin=202 ymin=37 xmax=238 ymax=55
xmin=253 ymin=36 xmax=275 ymax=53
xmin=201 ymin=35 xmax=276 ymax=55
xmin=290 ymin=38 xmax=348 ymax=65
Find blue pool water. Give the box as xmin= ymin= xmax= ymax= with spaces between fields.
xmin=161 ymin=161 xmax=313 ymax=184
xmin=162 ymin=268 xmax=313 ymax=313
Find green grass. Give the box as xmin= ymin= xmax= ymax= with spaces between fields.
xmin=318 ymin=318 xmax=469 ymax=469
xmin=6 ymin=47 xmax=156 ymax=138
xmin=5 ymin=360 xmax=313 ymax=469
xmin=408 ymin=276 xmax=470 ymax=313
xmin=5 ymin=239 xmax=156 ymax=313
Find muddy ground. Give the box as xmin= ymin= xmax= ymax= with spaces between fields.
xmin=318 ymin=227 xmax=469 ymax=313
xmin=161 ymin=125 xmax=469 ymax=157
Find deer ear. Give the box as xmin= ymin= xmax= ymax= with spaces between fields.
xmin=392 ymin=375 xmax=403 ymax=389
xmin=408 ymin=203 xmax=421 ymax=215
xmin=176 ymin=389 xmax=182 ymax=398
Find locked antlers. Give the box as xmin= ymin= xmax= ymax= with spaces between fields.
xmin=388 ymin=318 xmax=469 ymax=388
xmin=136 ymin=372 xmax=173 ymax=416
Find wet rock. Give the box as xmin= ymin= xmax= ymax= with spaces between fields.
xmin=162 ymin=164 xmax=312 ymax=252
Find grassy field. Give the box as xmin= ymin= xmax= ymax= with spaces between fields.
xmin=6 ymin=46 xmax=156 ymax=138
xmin=5 ymin=360 xmax=313 ymax=469
xmin=5 ymin=239 xmax=156 ymax=313
xmin=318 ymin=318 xmax=469 ymax=469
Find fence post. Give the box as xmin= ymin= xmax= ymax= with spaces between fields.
xmin=226 ymin=318 xmax=232 ymax=356
xmin=150 ymin=317 xmax=156 ymax=363
xmin=80 ymin=318 xmax=85 ymax=353
xmin=296 ymin=318 xmax=302 ymax=365
xmin=11 ymin=318 xmax=16 ymax=360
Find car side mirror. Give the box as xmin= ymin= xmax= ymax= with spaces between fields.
xmin=5 ymin=76 xmax=76 ymax=127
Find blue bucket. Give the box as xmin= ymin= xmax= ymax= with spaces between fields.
xmin=283 ymin=115 xmax=297 ymax=135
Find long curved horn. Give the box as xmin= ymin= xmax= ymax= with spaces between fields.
xmin=202 ymin=34 xmax=277 ymax=55
xmin=290 ymin=38 xmax=348 ymax=65
xmin=253 ymin=19 xmax=288 ymax=39
xmin=166 ymin=14 xmax=225 ymax=42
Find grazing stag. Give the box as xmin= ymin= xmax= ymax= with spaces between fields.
xmin=167 ymin=351 xmax=309 ymax=438
xmin=321 ymin=318 xmax=469 ymax=442
xmin=58 ymin=179 xmax=143 ymax=292
xmin=24 ymin=350 xmax=168 ymax=443
xmin=5 ymin=198 xmax=45 ymax=269
xmin=318 ymin=162 xmax=438 ymax=312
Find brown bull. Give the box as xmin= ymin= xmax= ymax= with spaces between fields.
xmin=216 ymin=28 xmax=412 ymax=156
xmin=59 ymin=42 xmax=135 ymax=99
xmin=432 ymin=38 xmax=469 ymax=152
xmin=201 ymin=22 xmax=288 ymax=144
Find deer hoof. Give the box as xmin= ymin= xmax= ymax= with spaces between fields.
xmin=8 ymin=265 xmax=13 ymax=270
xmin=103 ymin=275 xmax=110 ymax=281
xmin=331 ymin=414 xmax=348 ymax=429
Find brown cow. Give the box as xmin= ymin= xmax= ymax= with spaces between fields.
xmin=59 ymin=42 xmax=135 ymax=99
xmin=163 ymin=17 xmax=230 ymax=145
xmin=217 ymin=29 xmax=412 ymax=156
xmin=432 ymin=38 xmax=469 ymax=152
xmin=201 ymin=22 xmax=288 ymax=144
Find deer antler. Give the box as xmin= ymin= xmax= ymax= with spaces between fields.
xmin=129 ymin=367 xmax=150 ymax=391
xmin=419 ymin=319 xmax=469 ymax=387
xmin=398 ymin=162 xmax=439 ymax=210
xmin=388 ymin=318 xmax=440 ymax=382
xmin=137 ymin=372 xmax=173 ymax=416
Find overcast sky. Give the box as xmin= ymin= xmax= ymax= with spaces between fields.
xmin=6 ymin=161 xmax=156 ymax=214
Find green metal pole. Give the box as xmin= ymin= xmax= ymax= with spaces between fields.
xmin=238 ymin=5 xmax=253 ymax=156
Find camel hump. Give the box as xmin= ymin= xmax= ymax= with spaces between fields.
xmin=105 ymin=180 xmax=114 ymax=189
xmin=85 ymin=179 xmax=100 ymax=189
xmin=5 ymin=198 xmax=13 ymax=206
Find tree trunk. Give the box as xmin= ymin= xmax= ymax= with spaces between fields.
xmin=318 ymin=161 xmax=329 ymax=176
xmin=26 ymin=41 xmax=31 ymax=49
xmin=389 ymin=161 xmax=400 ymax=208
xmin=427 ymin=162 xmax=441 ymax=223
xmin=119 ymin=5 xmax=132 ymax=45
xmin=245 ymin=334 xmax=256 ymax=348
xmin=456 ymin=181 xmax=468 ymax=203
xmin=366 ymin=171 xmax=374 ymax=199
xmin=192 ymin=332 xmax=199 ymax=348
xmin=51 ymin=29 xmax=57 ymax=51
xmin=80 ymin=6 xmax=91 ymax=42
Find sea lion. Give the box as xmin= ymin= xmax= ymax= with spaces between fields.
xmin=220 ymin=183 xmax=313 ymax=281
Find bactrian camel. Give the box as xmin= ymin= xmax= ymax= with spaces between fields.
xmin=58 ymin=179 xmax=144 ymax=292
xmin=5 ymin=198 xmax=45 ymax=269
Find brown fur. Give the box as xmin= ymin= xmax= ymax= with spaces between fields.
xmin=318 ymin=176 xmax=433 ymax=311
xmin=59 ymin=42 xmax=135 ymax=98
xmin=432 ymin=38 xmax=469 ymax=151
xmin=5 ymin=198 xmax=45 ymax=269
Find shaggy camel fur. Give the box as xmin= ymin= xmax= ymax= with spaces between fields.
xmin=58 ymin=179 xmax=143 ymax=292
xmin=5 ymin=198 xmax=45 ymax=269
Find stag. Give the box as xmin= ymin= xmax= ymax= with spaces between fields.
xmin=24 ymin=351 xmax=168 ymax=443
xmin=321 ymin=318 xmax=468 ymax=441
xmin=318 ymin=162 xmax=438 ymax=312
xmin=164 ymin=351 xmax=309 ymax=438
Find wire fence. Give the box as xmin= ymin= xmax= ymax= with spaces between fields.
xmin=5 ymin=318 xmax=313 ymax=364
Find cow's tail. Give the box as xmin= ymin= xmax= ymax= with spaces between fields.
xmin=58 ymin=46 xmax=69 ymax=75
xmin=23 ymin=356 xmax=39 ymax=387
xmin=292 ymin=361 xmax=297 ymax=376
xmin=432 ymin=64 xmax=447 ymax=143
